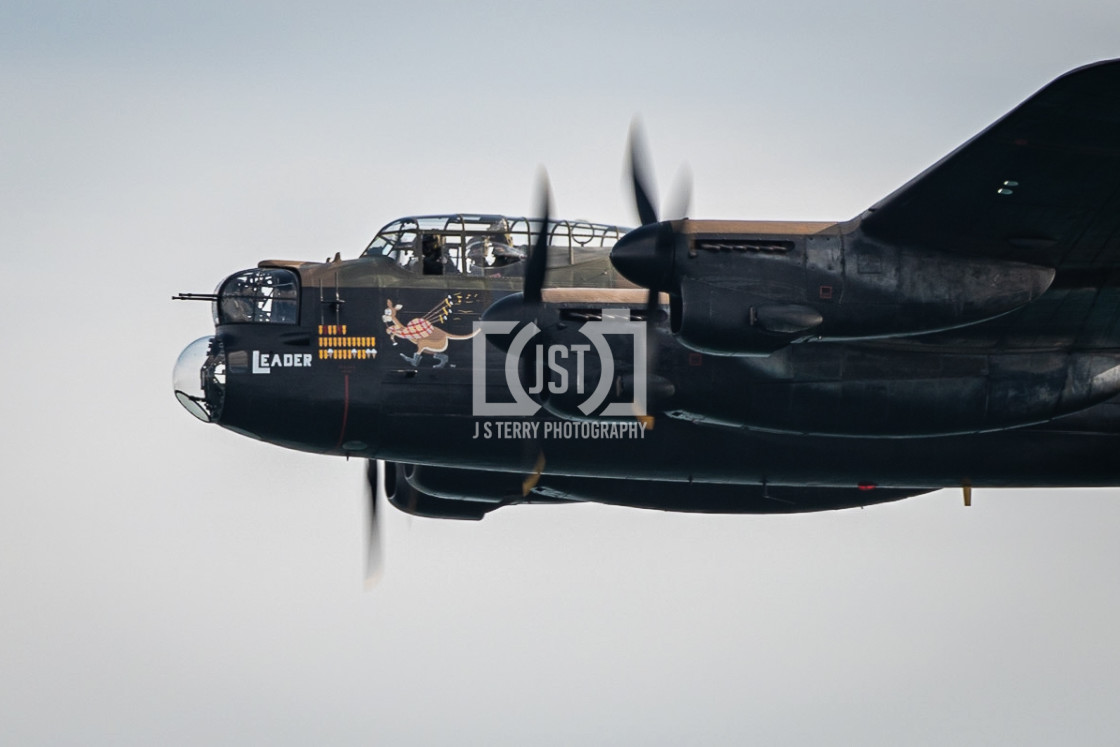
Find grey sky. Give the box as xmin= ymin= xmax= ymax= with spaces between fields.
xmin=3 ymin=2 xmax=1120 ymax=745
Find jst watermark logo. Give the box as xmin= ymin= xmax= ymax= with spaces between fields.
xmin=472 ymin=320 xmax=647 ymax=419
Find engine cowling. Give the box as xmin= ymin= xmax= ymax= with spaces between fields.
xmin=382 ymin=462 xmax=500 ymax=520
xmin=674 ymin=279 xmax=820 ymax=355
xmin=611 ymin=219 xmax=1055 ymax=356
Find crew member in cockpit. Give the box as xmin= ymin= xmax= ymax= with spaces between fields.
xmin=487 ymin=219 xmax=521 ymax=266
xmin=467 ymin=219 xmax=525 ymax=274
xmin=421 ymin=234 xmax=449 ymax=275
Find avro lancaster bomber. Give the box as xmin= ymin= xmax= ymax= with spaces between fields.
xmin=175 ymin=60 xmax=1120 ymax=538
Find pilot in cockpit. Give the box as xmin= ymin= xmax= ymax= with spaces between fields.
xmin=421 ymin=233 xmax=457 ymax=275
xmin=467 ymin=219 xmax=525 ymax=273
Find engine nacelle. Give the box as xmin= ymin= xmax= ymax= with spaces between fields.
xmin=675 ymin=280 xmax=820 ymax=355
xmin=382 ymin=462 xmax=503 ymax=520
xmin=612 ymin=219 xmax=1055 ymax=356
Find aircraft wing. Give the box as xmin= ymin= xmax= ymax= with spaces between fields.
xmin=860 ymin=59 xmax=1120 ymax=271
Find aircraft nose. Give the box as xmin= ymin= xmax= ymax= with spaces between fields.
xmin=610 ymin=222 xmax=675 ymax=290
xmin=173 ymin=336 xmax=225 ymax=423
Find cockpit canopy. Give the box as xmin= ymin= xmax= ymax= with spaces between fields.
xmin=361 ymin=214 xmax=629 ymax=276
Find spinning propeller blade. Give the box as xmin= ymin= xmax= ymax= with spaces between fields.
xmin=524 ymin=170 xmax=552 ymax=305
xmin=623 ymin=122 xmax=691 ymax=422
xmin=627 ymin=121 xmax=692 ymax=226
xmin=615 ymin=122 xmax=690 ymax=294
xmin=521 ymin=173 xmax=553 ymax=490
xmin=364 ymin=460 xmax=383 ymax=589
xmin=622 ymin=123 xmax=689 ymax=425
xmin=665 ymin=163 xmax=692 ymax=222
xmin=627 ymin=122 xmax=660 ymax=228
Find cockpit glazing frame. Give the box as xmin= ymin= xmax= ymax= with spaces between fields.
xmin=362 ymin=214 xmax=630 ymax=276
